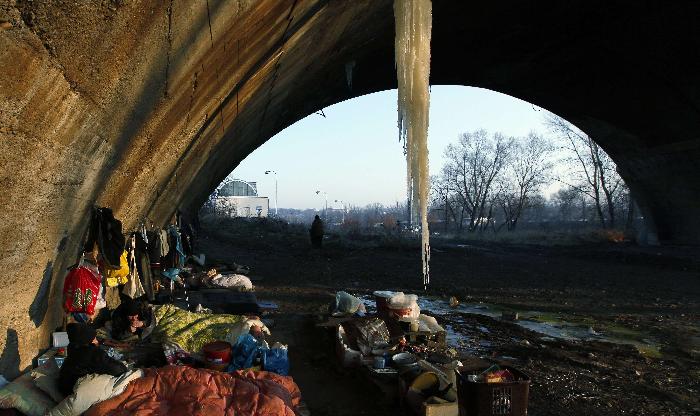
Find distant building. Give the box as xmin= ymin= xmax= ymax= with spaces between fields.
xmin=215 ymin=179 xmax=269 ymax=218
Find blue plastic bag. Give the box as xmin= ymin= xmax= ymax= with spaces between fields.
xmin=229 ymin=334 xmax=260 ymax=370
xmin=262 ymin=347 xmax=289 ymax=376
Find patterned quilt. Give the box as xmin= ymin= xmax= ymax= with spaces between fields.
xmin=151 ymin=304 xmax=246 ymax=354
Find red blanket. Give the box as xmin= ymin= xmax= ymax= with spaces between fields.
xmin=85 ymin=366 xmax=301 ymax=416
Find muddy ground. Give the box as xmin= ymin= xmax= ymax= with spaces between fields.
xmin=198 ymin=217 xmax=700 ymax=416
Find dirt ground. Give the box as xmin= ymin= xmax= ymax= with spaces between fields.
xmin=198 ymin=217 xmax=700 ymax=416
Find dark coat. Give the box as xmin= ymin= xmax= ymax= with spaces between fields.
xmin=111 ymin=302 xmax=153 ymax=341
xmin=84 ymin=207 xmax=125 ymax=268
xmin=58 ymin=343 xmax=127 ymax=396
xmin=310 ymin=217 xmax=324 ymax=238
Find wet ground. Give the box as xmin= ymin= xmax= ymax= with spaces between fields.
xmin=198 ymin=217 xmax=700 ymax=416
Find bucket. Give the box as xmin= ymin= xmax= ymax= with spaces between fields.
xmin=389 ymin=307 xmax=413 ymax=319
xmin=373 ymin=356 xmax=386 ymax=369
xmin=202 ymin=341 xmax=231 ymax=364
xmin=411 ymin=371 xmax=441 ymax=396
xmin=373 ymin=291 xmax=395 ymax=315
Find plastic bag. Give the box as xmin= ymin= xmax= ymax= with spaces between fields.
xmin=230 ymin=334 xmax=261 ymax=370
xmin=333 ymin=291 xmax=362 ymax=316
xmin=418 ymin=314 xmax=444 ymax=333
xmin=262 ymin=347 xmax=289 ymax=376
xmin=388 ymin=292 xmax=420 ymax=320
xmin=388 ymin=293 xmax=418 ymax=308
xmin=63 ymin=266 xmax=101 ymax=314
xmin=210 ymin=274 xmax=253 ymax=291
xmin=355 ymin=318 xmax=391 ymax=355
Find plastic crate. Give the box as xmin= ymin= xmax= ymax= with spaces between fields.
xmin=456 ymin=366 xmax=530 ymax=416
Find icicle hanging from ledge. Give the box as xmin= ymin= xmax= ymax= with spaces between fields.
xmin=394 ymin=0 xmax=432 ymax=289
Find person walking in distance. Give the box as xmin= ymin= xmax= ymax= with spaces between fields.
xmin=309 ymin=215 xmax=324 ymax=248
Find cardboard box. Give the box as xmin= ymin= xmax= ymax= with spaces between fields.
xmin=422 ymin=400 xmax=458 ymax=416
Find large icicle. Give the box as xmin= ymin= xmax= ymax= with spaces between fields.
xmin=394 ymin=0 xmax=432 ymax=289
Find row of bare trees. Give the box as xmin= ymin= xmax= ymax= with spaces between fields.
xmin=432 ymin=115 xmax=630 ymax=232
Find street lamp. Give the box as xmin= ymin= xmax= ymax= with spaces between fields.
xmin=334 ymin=199 xmax=345 ymax=224
xmin=315 ymin=190 xmax=328 ymax=219
xmin=264 ymin=170 xmax=278 ymax=216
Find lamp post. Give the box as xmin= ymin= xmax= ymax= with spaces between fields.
xmin=315 ymin=190 xmax=328 ymax=220
xmin=264 ymin=170 xmax=278 ymax=216
xmin=334 ymin=199 xmax=345 ymax=224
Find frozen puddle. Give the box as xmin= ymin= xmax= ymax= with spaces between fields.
xmin=418 ymin=297 xmax=662 ymax=357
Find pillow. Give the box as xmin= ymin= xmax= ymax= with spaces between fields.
xmin=48 ymin=369 xmax=142 ymax=416
xmin=31 ymin=358 xmax=65 ymax=402
xmin=0 ymin=372 xmax=56 ymax=416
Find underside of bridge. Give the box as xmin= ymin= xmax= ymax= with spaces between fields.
xmin=1 ymin=0 xmax=699 ymax=375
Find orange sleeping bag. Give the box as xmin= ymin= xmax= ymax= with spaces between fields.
xmin=84 ymin=366 xmax=301 ymax=416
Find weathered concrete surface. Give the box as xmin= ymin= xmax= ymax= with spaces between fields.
xmin=1 ymin=0 xmax=699 ymax=374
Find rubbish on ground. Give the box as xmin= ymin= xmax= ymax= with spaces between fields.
xmin=333 ymin=291 xmax=364 ymax=316
xmin=449 ymin=297 xmax=459 ymax=308
xmin=501 ymin=312 xmax=519 ymax=321
xmin=392 ymin=352 xmax=418 ymax=367
xmin=354 ymin=318 xmax=391 ymax=355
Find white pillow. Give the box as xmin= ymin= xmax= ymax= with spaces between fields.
xmin=47 ymin=369 xmax=142 ymax=416
xmin=225 ymin=318 xmax=271 ymax=344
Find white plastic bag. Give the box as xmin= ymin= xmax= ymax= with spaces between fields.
xmin=210 ymin=274 xmax=253 ymax=291
xmin=333 ymin=291 xmax=363 ymax=316
xmin=388 ymin=293 xmax=420 ymax=320
xmin=418 ymin=314 xmax=444 ymax=333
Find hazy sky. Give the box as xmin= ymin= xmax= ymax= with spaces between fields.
xmin=229 ymin=85 xmax=552 ymax=210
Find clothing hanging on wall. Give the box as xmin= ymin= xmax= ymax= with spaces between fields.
xmin=134 ymin=232 xmax=155 ymax=301
xmin=122 ymin=236 xmax=145 ymax=299
xmin=84 ymin=207 xmax=126 ymax=269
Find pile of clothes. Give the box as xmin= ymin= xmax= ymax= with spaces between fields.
xmin=63 ymin=207 xmax=200 ymax=324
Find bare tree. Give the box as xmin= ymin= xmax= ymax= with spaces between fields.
xmin=546 ymin=115 xmax=624 ymax=228
xmin=441 ymin=130 xmax=513 ymax=232
xmin=495 ymin=133 xmax=553 ymax=231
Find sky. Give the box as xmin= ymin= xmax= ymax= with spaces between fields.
xmin=228 ymin=85 xmax=553 ymax=210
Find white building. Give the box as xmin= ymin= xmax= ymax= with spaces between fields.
xmin=214 ymin=179 xmax=269 ymax=218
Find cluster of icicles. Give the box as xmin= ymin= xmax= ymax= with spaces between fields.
xmin=394 ymin=0 xmax=432 ymax=289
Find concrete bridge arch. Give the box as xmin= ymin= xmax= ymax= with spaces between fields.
xmin=1 ymin=0 xmax=699 ymax=373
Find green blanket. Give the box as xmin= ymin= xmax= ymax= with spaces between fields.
xmin=152 ymin=304 xmax=246 ymax=353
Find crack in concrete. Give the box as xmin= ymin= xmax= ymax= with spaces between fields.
xmin=164 ymin=0 xmax=174 ymax=98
